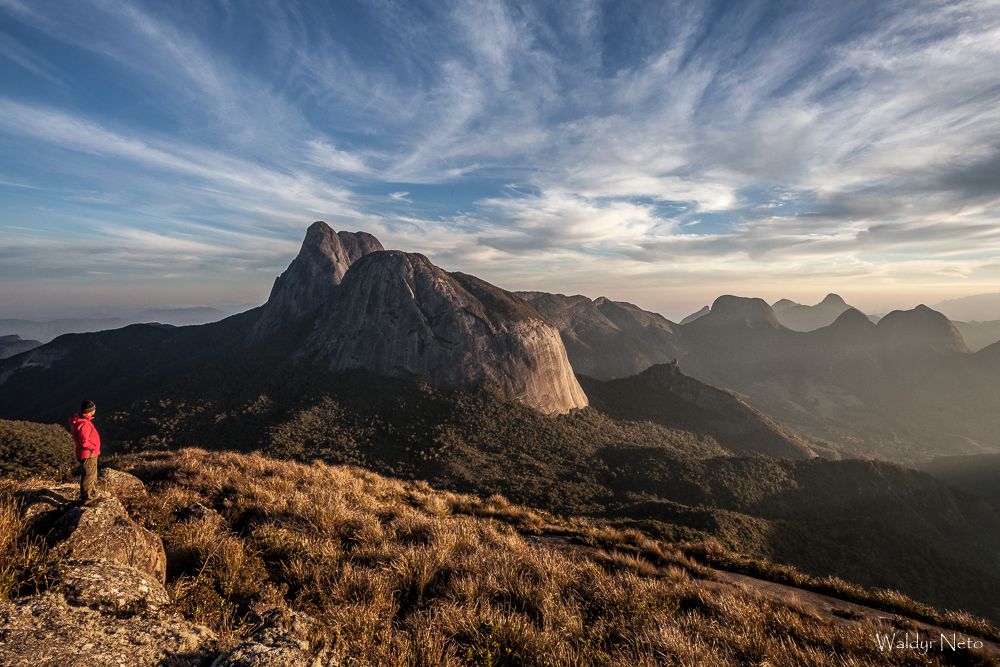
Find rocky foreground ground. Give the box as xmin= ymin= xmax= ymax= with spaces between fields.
xmin=0 ymin=469 xmax=322 ymax=666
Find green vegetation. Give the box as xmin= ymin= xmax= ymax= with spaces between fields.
xmin=0 ymin=419 xmax=75 ymax=480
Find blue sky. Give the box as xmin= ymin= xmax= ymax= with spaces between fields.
xmin=1 ymin=0 xmax=999 ymax=319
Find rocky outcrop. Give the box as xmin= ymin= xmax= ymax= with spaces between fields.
xmin=251 ymin=221 xmax=383 ymax=340
xmin=48 ymin=495 xmax=167 ymax=582
xmin=0 ymin=592 xmax=215 ymax=666
xmin=304 ymin=252 xmax=588 ymax=414
xmin=0 ymin=470 xmax=218 ymax=666
xmin=55 ymin=559 xmax=171 ymax=611
xmin=98 ymin=467 xmax=149 ymax=500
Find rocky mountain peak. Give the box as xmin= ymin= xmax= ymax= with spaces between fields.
xmin=820 ymin=293 xmax=848 ymax=307
xmin=251 ymin=222 xmax=384 ymax=339
xmin=303 ymin=250 xmax=588 ymax=414
xmin=876 ymin=304 xmax=969 ymax=353
xmin=680 ymin=305 xmax=711 ymax=324
xmin=700 ymin=295 xmax=782 ymax=329
xmin=829 ymin=307 xmax=876 ymax=331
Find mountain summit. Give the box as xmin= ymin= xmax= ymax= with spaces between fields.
xmin=876 ymin=304 xmax=969 ymax=353
xmin=771 ymin=293 xmax=855 ymax=331
xmin=693 ymin=296 xmax=782 ymax=329
xmin=252 ymin=221 xmax=383 ymax=338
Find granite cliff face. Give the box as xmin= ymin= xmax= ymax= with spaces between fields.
xmin=251 ymin=221 xmax=383 ymax=339
xmin=303 ymin=251 xmax=588 ymax=414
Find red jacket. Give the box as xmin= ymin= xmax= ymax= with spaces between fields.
xmin=69 ymin=413 xmax=101 ymax=460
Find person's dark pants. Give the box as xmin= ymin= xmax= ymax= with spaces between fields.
xmin=79 ymin=456 xmax=98 ymax=502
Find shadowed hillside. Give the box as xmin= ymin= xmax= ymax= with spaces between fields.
xmin=528 ymin=291 xmax=1000 ymax=462
xmin=579 ymin=363 xmax=816 ymax=459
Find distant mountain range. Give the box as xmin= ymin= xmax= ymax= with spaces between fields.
xmin=933 ymin=292 xmax=1000 ymax=321
xmin=527 ymin=292 xmax=1000 ymax=461
xmin=5 ymin=221 xmax=1000 ymax=465
xmin=0 ymin=307 xmax=230 ymax=343
xmin=951 ymin=319 xmax=1000 ymax=352
xmin=683 ymin=294 xmax=1000 ymax=351
xmin=0 ymin=334 xmax=40 ymax=360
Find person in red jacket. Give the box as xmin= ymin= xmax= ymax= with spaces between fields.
xmin=69 ymin=400 xmax=101 ymax=503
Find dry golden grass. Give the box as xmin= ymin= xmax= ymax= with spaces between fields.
xmin=80 ymin=448 xmax=993 ymax=666
xmin=680 ymin=539 xmax=1000 ymax=641
xmin=0 ymin=479 xmax=55 ymax=599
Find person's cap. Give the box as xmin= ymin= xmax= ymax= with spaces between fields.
xmin=81 ymin=400 xmax=96 ymax=414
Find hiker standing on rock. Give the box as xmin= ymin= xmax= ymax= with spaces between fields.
xmin=69 ymin=400 xmax=101 ymax=503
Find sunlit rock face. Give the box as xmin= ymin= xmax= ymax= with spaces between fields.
xmin=303 ymin=250 xmax=589 ymax=415
xmin=251 ymin=220 xmax=383 ymax=340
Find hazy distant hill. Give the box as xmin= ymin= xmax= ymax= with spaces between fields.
xmin=579 ymin=363 xmax=816 ymax=459
xmin=934 ymin=292 xmax=1000 ymax=321
xmin=0 ymin=306 xmax=229 ymax=343
xmin=676 ymin=299 xmax=997 ymax=460
xmin=0 ymin=334 xmax=40 ymax=359
xmin=953 ymin=319 xmax=1000 ymax=351
xmin=769 ymin=293 xmax=855 ymax=331
xmin=920 ymin=453 xmax=1000 ymax=509
xmin=679 ymin=305 xmax=710 ymax=324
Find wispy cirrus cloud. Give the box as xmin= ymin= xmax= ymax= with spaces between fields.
xmin=1 ymin=0 xmax=999 ymax=318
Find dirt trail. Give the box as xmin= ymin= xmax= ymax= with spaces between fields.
xmin=524 ymin=530 xmax=1000 ymax=662
xmin=707 ymin=570 xmax=1000 ymax=659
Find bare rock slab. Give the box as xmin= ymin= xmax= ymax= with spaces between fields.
xmin=97 ymin=468 xmax=148 ymax=500
xmin=0 ymin=593 xmax=215 ymax=666
xmin=56 ymin=559 xmax=170 ymax=611
xmin=48 ymin=495 xmax=167 ymax=583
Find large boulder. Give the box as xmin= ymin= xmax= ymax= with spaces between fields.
xmin=97 ymin=468 xmax=148 ymax=500
xmin=23 ymin=468 xmax=148 ymax=530
xmin=0 ymin=593 xmax=215 ymax=666
xmin=48 ymin=495 xmax=167 ymax=583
